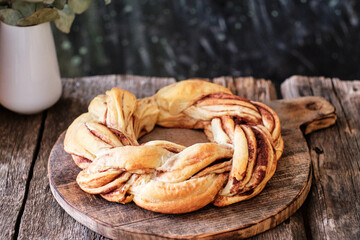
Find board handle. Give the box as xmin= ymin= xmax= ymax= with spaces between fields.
xmin=270 ymin=96 xmax=337 ymax=135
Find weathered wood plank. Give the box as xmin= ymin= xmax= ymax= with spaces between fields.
xmin=212 ymin=76 xmax=307 ymax=240
xmin=213 ymin=76 xmax=277 ymax=103
xmin=281 ymin=76 xmax=360 ymax=240
xmin=17 ymin=75 xmax=175 ymax=239
xmin=0 ymin=107 xmax=43 ymax=239
xmin=251 ymin=211 xmax=308 ymax=240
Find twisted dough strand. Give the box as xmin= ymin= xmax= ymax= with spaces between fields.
xmin=64 ymin=80 xmax=284 ymax=213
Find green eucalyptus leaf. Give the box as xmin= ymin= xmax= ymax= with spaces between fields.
xmin=12 ymin=1 xmax=36 ymax=18
xmin=68 ymin=0 xmax=91 ymax=14
xmin=104 ymin=0 xmax=111 ymax=5
xmin=54 ymin=4 xmax=75 ymax=33
xmin=0 ymin=8 xmax=22 ymax=25
xmin=17 ymin=8 xmax=59 ymax=26
xmin=52 ymin=0 xmax=65 ymax=10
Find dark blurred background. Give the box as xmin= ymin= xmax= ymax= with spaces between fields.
xmin=53 ymin=0 xmax=360 ymax=89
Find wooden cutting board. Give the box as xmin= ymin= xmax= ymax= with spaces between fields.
xmin=48 ymin=96 xmax=336 ymax=239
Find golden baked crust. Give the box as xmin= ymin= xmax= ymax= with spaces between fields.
xmin=64 ymin=79 xmax=284 ymax=213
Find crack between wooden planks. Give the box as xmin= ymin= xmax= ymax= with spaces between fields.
xmin=301 ymin=162 xmax=314 ymax=240
xmin=12 ymin=111 xmax=47 ymax=240
xmin=330 ymin=79 xmax=360 ymax=170
xmin=307 ymin=77 xmax=315 ymax=96
xmin=304 ymin=135 xmax=330 ymax=240
xmin=313 ymin=145 xmax=331 ymax=240
xmin=299 ymin=112 xmax=318 ymax=240
xmin=330 ymin=79 xmax=352 ymax=134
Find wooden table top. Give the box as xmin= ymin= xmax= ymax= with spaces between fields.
xmin=0 ymin=75 xmax=359 ymax=240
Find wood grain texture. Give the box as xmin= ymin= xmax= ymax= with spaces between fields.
xmin=16 ymin=75 xmax=175 ymax=240
xmin=281 ymin=76 xmax=360 ymax=240
xmin=213 ymin=76 xmax=277 ymax=103
xmin=0 ymin=107 xmax=43 ymax=239
xmin=47 ymin=77 xmax=335 ymax=239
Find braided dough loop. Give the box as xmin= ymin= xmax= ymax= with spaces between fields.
xmin=64 ymin=80 xmax=284 ymax=214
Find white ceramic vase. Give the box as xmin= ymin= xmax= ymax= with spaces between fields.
xmin=0 ymin=21 xmax=62 ymax=114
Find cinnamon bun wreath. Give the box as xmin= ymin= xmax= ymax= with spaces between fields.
xmin=64 ymin=80 xmax=284 ymax=214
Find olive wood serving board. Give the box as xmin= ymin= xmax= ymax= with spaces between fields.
xmin=48 ymin=96 xmax=336 ymax=239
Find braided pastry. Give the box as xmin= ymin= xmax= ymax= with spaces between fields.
xmin=64 ymin=80 xmax=284 ymax=214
